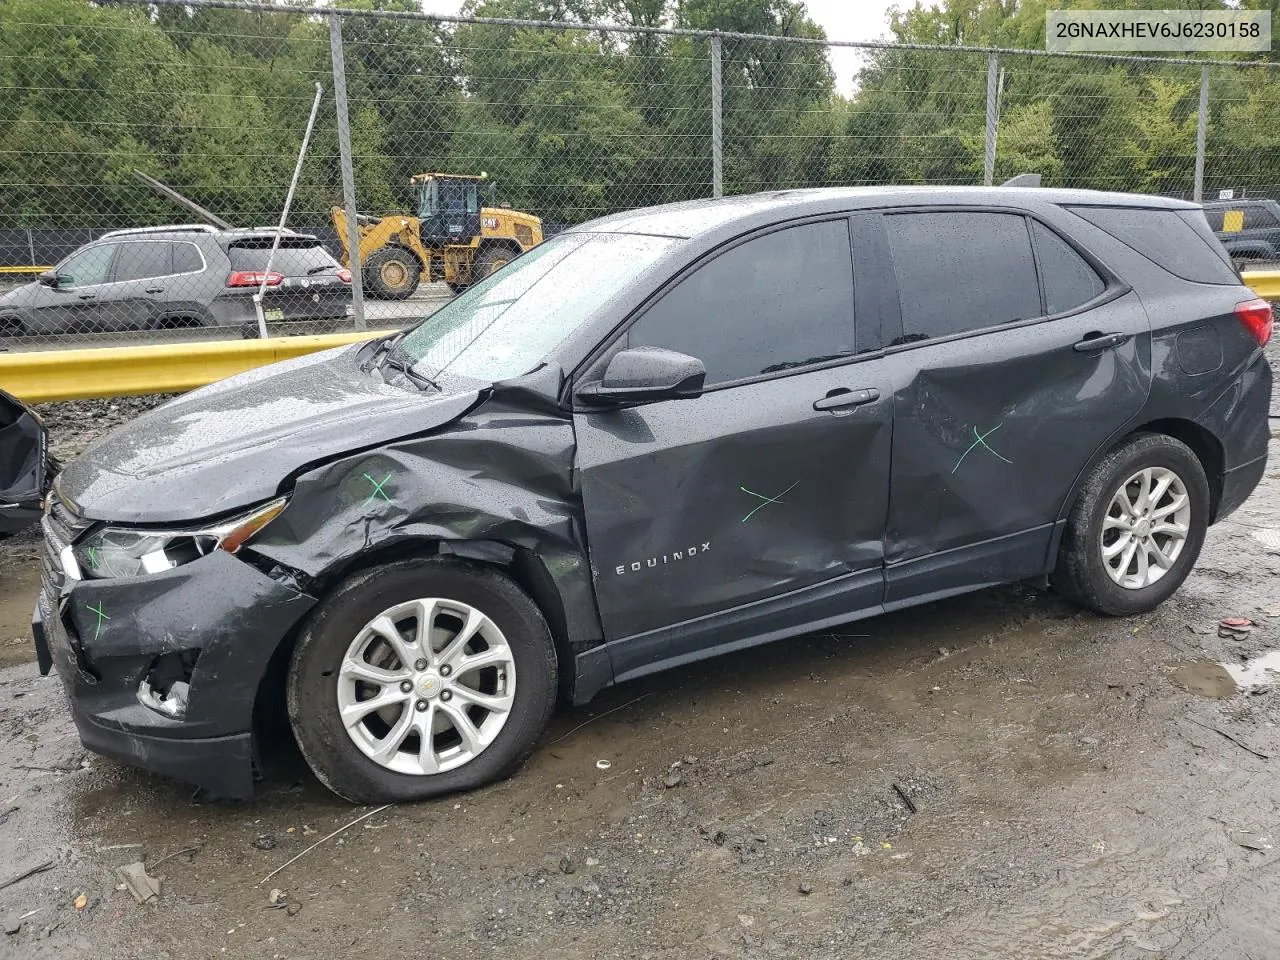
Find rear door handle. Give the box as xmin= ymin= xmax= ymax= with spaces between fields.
xmin=77 ymin=294 xmax=96 ymax=301
xmin=145 ymin=286 xmax=165 ymax=294
xmin=813 ymin=387 xmax=880 ymax=412
xmin=1073 ymin=332 xmax=1129 ymax=352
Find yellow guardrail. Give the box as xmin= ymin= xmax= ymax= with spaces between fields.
xmin=0 ymin=329 xmax=395 ymax=403
xmin=0 ymin=269 xmax=1276 ymax=405
xmin=1242 ymin=269 xmax=1280 ymax=301
xmin=0 ymin=265 xmax=50 ymax=275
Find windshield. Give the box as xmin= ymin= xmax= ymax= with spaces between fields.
xmin=400 ymin=232 xmax=680 ymax=382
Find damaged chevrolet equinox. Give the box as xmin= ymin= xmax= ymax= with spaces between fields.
xmin=34 ymin=188 xmax=1273 ymax=803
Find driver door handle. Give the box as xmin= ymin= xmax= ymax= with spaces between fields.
xmin=77 ymin=293 xmax=96 ymax=301
xmin=814 ymin=387 xmax=880 ymax=412
xmin=145 ymin=286 xmax=165 ymax=294
xmin=1073 ymin=332 xmax=1129 ymax=352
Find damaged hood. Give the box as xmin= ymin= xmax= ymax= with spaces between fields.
xmin=57 ymin=344 xmax=483 ymax=524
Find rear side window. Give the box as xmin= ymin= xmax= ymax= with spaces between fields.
xmin=227 ymin=241 xmax=338 ymax=276
xmin=1030 ymin=221 xmax=1105 ymax=315
xmin=171 ymin=242 xmax=204 ymax=274
xmin=1068 ymin=206 xmax=1238 ymax=285
xmin=113 ymin=241 xmax=172 ymax=282
xmin=885 ymin=212 xmax=1041 ymax=342
xmin=626 ymin=220 xmax=855 ymax=385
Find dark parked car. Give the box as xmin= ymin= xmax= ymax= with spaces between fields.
xmin=1202 ymin=198 xmax=1280 ymax=268
xmin=0 ymin=225 xmax=352 ymax=336
xmin=32 ymin=187 xmax=1272 ymax=803
xmin=0 ymin=387 xmax=51 ymax=536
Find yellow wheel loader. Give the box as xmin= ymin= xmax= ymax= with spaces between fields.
xmin=332 ymin=172 xmax=543 ymax=300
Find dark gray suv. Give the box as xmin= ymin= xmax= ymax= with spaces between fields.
xmin=32 ymin=187 xmax=1272 ymax=804
xmin=0 ymin=225 xmax=352 ymax=336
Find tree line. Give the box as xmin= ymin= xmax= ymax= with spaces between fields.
xmin=1 ymin=0 xmax=1277 ymax=236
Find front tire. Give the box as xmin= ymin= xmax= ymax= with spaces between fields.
xmin=473 ymin=246 xmax=515 ymax=282
xmin=287 ymin=557 xmax=557 ymax=803
xmin=363 ymin=247 xmax=421 ymax=300
xmin=1052 ymin=433 xmax=1210 ymax=616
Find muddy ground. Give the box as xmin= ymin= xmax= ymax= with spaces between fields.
xmin=0 ymin=400 xmax=1279 ymax=959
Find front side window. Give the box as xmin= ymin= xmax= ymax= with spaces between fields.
xmin=112 ymin=241 xmax=173 ymax=282
xmin=885 ymin=212 xmax=1041 ymax=342
xmin=56 ymin=243 xmax=116 ymax=288
xmin=626 ymin=220 xmax=856 ymax=385
xmin=402 ymin=232 xmax=680 ymax=382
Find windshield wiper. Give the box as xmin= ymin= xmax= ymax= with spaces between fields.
xmin=376 ymin=334 xmax=439 ymax=391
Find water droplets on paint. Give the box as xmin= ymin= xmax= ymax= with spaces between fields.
xmin=1170 ymin=650 xmax=1280 ymax=698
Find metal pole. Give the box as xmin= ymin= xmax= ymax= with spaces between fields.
xmin=711 ymin=33 xmax=723 ymax=199
xmin=27 ymin=228 xmax=35 ymax=268
xmin=983 ymin=52 xmax=998 ymax=186
xmin=254 ymin=81 xmax=324 ymax=339
xmin=1194 ymin=65 xmax=1209 ymax=203
xmin=329 ymin=13 xmax=366 ymax=331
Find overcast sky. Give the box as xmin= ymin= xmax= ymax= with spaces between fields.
xmin=420 ymin=0 xmax=901 ymax=94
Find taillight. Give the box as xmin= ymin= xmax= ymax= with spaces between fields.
xmin=226 ymin=271 xmax=283 ymax=288
xmin=337 ymin=268 xmax=352 ymax=283
xmin=1234 ymin=297 xmax=1274 ymax=347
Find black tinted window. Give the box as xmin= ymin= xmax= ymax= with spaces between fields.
xmin=171 ymin=242 xmax=203 ymax=274
xmin=885 ymin=212 xmax=1041 ymax=342
xmin=627 ymin=220 xmax=855 ymax=385
xmin=228 ymin=242 xmax=338 ymax=276
xmin=1244 ymin=204 xmax=1279 ymax=229
xmin=1030 ymin=221 xmax=1105 ymax=314
xmin=1069 ymin=206 xmax=1239 ymax=285
xmin=112 ymin=241 xmax=172 ymax=282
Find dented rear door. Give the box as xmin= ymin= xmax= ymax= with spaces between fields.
xmin=874 ymin=208 xmax=1151 ymax=601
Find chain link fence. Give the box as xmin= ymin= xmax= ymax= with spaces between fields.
xmin=1 ymin=0 xmax=1278 ymax=350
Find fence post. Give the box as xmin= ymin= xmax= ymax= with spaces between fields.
xmin=329 ymin=13 xmax=366 ymax=331
xmin=711 ymin=33 xmax=723 ymax=199
xmin=983 ymin=52 xmax=998 ymax=187
xmin=1194 ymin=65 xmax=1209 ymax=203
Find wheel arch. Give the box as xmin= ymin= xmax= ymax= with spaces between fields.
xmin=1058 ymin=417 xmax=1225 ymax=529
xmin=251 ymin=536 xmax=579 ymax=728
xmin=477 ymin=237 xmax=523 ymax=259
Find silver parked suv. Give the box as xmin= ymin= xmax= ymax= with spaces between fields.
xmin=0 ymin=225 xmax=352 ymax=337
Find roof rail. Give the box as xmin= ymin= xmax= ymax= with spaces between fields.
xmin=98 ymin=224 xmax=221 ymax=240
xmin=1001 ymin=173 xmax=1042 ymax=188
xmin=248 ymin=226 xmax=300 ymax=234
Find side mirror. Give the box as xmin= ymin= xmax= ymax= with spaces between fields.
xmin=578 ymin=346 xmax=706 ymax=404
xmin=37 ymin=270 xmax=60 ymax=288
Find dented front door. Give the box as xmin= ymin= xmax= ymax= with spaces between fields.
xmin=575 ymin=365 xmax=893 ymax=642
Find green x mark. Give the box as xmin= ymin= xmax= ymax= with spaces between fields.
xmin=740 ymin=480 xmax=800 ymax=523
xmin=951 ymin=423 xmax=1013 ymax=475
xmin=363 ymin=472 xmax=393 ymax=505
xmin=86 ymin=601 xmax=110 ymax=641
xmin=86 ymin=545 xmax=99 ymax=570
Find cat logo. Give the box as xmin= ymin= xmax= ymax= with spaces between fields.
xmin=483 ymin=216 xmax=499 ymax=230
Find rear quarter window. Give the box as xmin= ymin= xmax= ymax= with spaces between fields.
xmin=1067 ymin=206 xmax=1238 ymax=285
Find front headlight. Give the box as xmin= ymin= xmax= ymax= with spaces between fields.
xmin=72 ymin=497 xmax=289 ymax=580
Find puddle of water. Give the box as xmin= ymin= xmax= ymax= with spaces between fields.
xmin=1170 ymin=650 xmax=1280 ymax=698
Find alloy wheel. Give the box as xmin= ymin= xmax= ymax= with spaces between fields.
xmin=1099 ymin=466 xmax=1191 ymax=590
xmin=336 ymin=598 xmax=516 ymax=776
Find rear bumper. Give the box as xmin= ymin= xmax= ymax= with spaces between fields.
xmin=1217 ymin=451 xmax=1268 ymax=522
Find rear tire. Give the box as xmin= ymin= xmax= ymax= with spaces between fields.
xmin=287 ymin=557 xmax=558 ymax=804
xmin=364 ymin=247 xmax=421 ymax=300
xmin=1052 ymin=433 xmax=1210 ymax=616
xmin=0 ymin=315 xmax=24 ymax=338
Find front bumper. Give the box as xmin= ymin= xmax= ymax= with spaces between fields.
xmin=33 ymin=539 xmax=316 ymax=799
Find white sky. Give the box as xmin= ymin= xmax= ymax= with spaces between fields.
xmin=420 ymin=0 xmax=901 ymax=95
